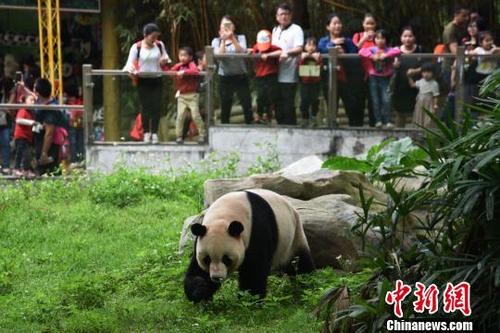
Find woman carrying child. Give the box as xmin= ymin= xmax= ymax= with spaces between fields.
xmin=391 ymin=26 xmax=424 ymax=127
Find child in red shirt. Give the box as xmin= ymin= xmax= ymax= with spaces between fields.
xmin=353 ymin=13 xmax=377 ymax=50
xmin=299 ymin=37 xmax=322 ymax=127
xmin=170 ymin=46 xmax=205 ymax=144
xmin=13 ymin=94 xmax=37 ymax=177
xmin=252 ymin=30 xmax=282 ymax=124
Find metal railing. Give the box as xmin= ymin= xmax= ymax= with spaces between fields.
xmin=2 ymin=46 xmax=498 ymax=150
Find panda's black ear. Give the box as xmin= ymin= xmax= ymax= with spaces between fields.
xmin=228 ymin=221 xmax=244 ymax=237
xmin=191 ymin=223 xmax=207 ymax=237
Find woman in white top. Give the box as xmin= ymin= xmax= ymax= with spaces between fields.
xmin=124 ymin=23 xmax=171 ymax=143
xmin=211 ymin=16 xmax=253 ymax=124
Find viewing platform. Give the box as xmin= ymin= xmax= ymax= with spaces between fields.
xmin=87 ymin=125 xmax=420 ymax=173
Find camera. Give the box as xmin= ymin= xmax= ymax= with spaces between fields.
xmin=15 ymin=71 xmax=23 ymax=83
xmin=32 ymin=122 xmax=43 ymax=133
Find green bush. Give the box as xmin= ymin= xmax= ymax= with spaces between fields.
xmin=327 ymin=70 xmax=500 ymax=332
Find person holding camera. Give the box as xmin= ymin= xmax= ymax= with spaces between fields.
xmin=211 ymin=15 xmax=253 ymax=124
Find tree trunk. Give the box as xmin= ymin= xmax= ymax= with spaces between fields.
xmin=101 ymin=0 xmax=121 ymax=141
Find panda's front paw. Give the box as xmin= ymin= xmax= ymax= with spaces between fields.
xmin=185 ymin=276 xmax=219 ymax=303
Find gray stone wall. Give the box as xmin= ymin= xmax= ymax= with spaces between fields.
xmin=86 ymin=126 xmax=419 ymax=174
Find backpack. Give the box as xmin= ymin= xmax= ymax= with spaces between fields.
xmin=131 ymin=40 xmax=169 ymax=85
xmin=433 ymin=44 xmax=446 ymax=64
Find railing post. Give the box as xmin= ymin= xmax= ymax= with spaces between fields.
xmin=455 ymin=46 xmax=466 ymax=123
xmin=205 ymin=46 xmax=215 ymax=143
xmin=328 ymin=47 xmax=338 ymax=128
xmin=82 ymin=64 xmax=94 ymax=147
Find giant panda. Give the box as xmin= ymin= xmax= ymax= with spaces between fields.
xmin=184 ymin=189 xmax=315 ymax=303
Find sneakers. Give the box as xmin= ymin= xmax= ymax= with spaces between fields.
xmin=384 ymin=122 xmax=395 ymax=129
xmin=254 ymin=115 xmax=268 ymax=125
xmin=38 ymin=154 xmax=54 ymax=166
xmin=143 ymin=132 xmax=151 ymax=143
xmin=25 ymin=170 xmax=36 ymax=179
xmin=375 ymin=121 xmax=383 ymax=128
xmin=176 ymin=137 xmax=183 ymax=144
xmin=151 ymin=133 xmax=159 ymax=144
xmin=12 ymin=169 xmax=36 ymax=178
xmin=12 ymin=169 xmax=24 ymax=177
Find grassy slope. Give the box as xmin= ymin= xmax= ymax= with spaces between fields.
xmin=0 ymin=171 xmax=370 ymax=332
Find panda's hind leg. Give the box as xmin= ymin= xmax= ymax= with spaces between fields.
xmin=282 ymin=249 xmax=315 ymax=276
xmin=296 ymin=248 xmax=315 ymax=274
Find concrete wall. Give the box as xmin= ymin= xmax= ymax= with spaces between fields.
xmin=86 ymin=143 xmax=206 ymax=174
xmin=209 ymin=125 xmax=420 ymax=173
xmin=86 ymin=126 xmax=420 ymax=174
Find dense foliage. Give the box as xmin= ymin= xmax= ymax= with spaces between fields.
xmin=321 ymin=69 xmax=500 ymax=332
xmin=115 ymin=0 xmax=497 ymax=62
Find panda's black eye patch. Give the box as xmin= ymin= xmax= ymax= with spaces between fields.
xmin=203 ymin=256 xmax=211 ymax=266
xmin=222 ymin=255 xmax=232 ymax=266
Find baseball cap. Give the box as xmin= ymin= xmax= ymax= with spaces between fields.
xmin=256 ymin=30 xmax=272 ymax=52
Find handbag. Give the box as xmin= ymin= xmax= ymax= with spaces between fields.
xmin=0 ymin=111 xmax=7 ymax=126
xmin=130 ymin=113 xmax=144 ymax=141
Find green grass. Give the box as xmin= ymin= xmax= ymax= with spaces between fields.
xmin=0 ymin=169 xmax=371 ymax=332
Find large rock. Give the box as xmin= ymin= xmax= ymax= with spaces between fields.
xmin=287 ymin=194 xmax=378 ymax=269
xmin=277 ymin=155 xmax=324 ymax=178
xmin=179 ymin=194 xmax=380 ymax=270
xmin=204 ymin=169 xmax=387 ymax=209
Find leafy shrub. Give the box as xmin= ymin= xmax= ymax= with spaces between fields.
xmin=323 ymin=137 xmax=426 ymax=181
xmin=326 ymin=70 xmax=500 ymax=332
xmin=247 ymin=140 xmax=282 ymax=175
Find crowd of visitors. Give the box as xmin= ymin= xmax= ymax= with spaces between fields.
xmin=0 ymin=3 xmax=498 ymax=176
xmin=123 ymin=3 xmax=498 ymax=140
xmin=0 ymin=77 xmax=76 ymax=177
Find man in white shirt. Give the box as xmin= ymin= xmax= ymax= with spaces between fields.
xmin=272 ymin=3 xmax=304 ymax=125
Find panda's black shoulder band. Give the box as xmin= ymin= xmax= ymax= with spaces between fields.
xmin=244 ymin=191 xmax=278 ymax=256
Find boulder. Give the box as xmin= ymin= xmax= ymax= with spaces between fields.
xmin=277 ymin=155 xmax=324 ymax=178
xmin=204 ymin=169 xmax=387 ymax=209
xmin=179 ymin=194 xmax=380 ymax=270
xmin=286 ymin=194 xmax=379 ymax=269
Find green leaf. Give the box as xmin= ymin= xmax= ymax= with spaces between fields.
xmin=367 ymin=138 xmax=396 ymax=162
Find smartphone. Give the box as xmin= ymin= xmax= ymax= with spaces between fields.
xmin=15 ymin=71 xmax=22 ymax=82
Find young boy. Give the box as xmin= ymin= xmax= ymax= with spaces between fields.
xmin=13 ymin=94 xmax=37 ymax=177
xmin=299 ymin=37 xmax=322 ymax=127
xmin=170 ymin=47 xmax=205 ymax=144
xmin=252 ymin=29 xmax=281 ymax=124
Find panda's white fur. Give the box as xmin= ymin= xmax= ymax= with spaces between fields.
xmin=184 ymin=189 xmax=314 ymax=302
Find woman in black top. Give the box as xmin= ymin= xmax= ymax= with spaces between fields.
xmin=392 ymin=26 xmax=424 ymax=127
